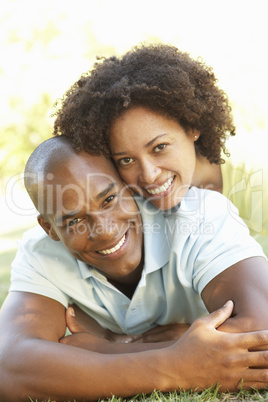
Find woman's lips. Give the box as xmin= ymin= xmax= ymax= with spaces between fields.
xmin=146 ymin=176 xmax=175 ymax=196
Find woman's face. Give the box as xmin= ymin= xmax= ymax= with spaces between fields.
xmin=110 ymin=107 xmax=199 ymax=210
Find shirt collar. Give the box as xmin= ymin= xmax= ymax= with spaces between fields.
xmin=134 ymin=196 xmax=170 ymax=276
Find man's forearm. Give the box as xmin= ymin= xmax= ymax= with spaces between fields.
xmin=0 ymin=336 xmax=169 ymax=401
xmin=2 ymin=301 xmax=268 ymax=401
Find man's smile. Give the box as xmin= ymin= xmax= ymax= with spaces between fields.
xmin=96 ymin=232 xmax=127 ymax=255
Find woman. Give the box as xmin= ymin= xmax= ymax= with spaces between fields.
xmin=53 ymin=43 xmax=268 ymax=255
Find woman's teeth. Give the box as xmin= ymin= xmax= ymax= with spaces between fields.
xmin=147 ymin=176 xmax=174 ymax=195
xmin=97 ymin=234 xmax=126 ymax=255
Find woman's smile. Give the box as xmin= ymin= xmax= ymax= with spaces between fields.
xmin=145 ymin=175 xmax=175 ymax=196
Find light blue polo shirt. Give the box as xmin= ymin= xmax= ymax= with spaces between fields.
xmin=10 ymin=188 xmax=265 ymax=335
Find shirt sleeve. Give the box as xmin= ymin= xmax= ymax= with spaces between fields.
xmin=175 ymin=189 xmax=266 ymax=295
xmin=9 ymin=228 xmax=70 ymax=308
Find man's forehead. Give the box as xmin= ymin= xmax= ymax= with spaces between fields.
xmin=48 ymin=151 xmax=121 ymax=182
xmin=72 ymin=151 xmax=116 ymax=173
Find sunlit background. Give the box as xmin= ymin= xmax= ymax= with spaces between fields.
xmin=1 ymin=0 xmax=268 ymax=301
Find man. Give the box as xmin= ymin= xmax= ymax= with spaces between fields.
xmin=1 ymin=136 xmax=268 ymax=401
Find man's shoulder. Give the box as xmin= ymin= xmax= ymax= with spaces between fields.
xmin=14 ymin=225 xmax=78 ymax=271
xmin=21 ymin=225 xmax=49 ymax=245
xmin=19 ymin=225 xmax=66 ymax=256
xmin=179 ymin=187 xmax=235 ymax=221
xmin=133 ymin=188 xmax=234 ymax=223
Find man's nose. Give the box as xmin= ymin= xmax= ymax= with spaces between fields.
xmin=87 ymin=214 xmax=118 ymax=241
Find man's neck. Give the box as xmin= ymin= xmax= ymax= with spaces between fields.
xmin=108 ymin=255 xmax=144 ymax=299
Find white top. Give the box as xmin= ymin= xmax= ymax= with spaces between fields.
xmin=10 ymin=187 xmax=265 ymax=335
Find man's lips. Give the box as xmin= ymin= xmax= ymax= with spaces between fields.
xmin=96 ymin=233 xmax=127 ymax=255
xmin=146 ymin=176 xmax=175 ymax=195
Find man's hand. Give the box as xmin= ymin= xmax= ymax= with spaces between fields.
xmin=62 ymin=304 xmax=190 ymax=348
xmin=166 ymin=300 xmax=268 ymax=392
xmin=60 ymin=306 xmax=141 ymax=350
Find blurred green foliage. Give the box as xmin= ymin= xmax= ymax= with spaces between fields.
xmin=1 ymin=0 xmax=267 ymax=189
xmin=0 ymin=93 xmax=53 ymax=180
xmin=0 ymin=4 xmax=119 ymax=185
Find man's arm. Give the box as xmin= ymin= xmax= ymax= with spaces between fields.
xmin=202 ymin=256 xmax=268 ymax=333
xmin=61 ymin=305 xmax=189 ymax=350
xmin=0 ymin=291 xmax=171 ymax=401
xmin=61 ymin=306 xmax=181 ymax=351
xmin=2 ymin=293 xmax=268 ymax=401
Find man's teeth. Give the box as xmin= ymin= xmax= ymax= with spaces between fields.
xmin=147 ymin=176 xmax=174 ymax=195
xmin=97 ymin=234 xmax=126 ymax=255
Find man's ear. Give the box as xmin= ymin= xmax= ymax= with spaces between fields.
xmin=37 ymin=215 xmax=60 ymax=241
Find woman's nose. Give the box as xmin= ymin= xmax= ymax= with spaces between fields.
xmin=138 ymin=159 xmax=161 ymax=185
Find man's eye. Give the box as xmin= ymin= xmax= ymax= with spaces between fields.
xmin=154 ymin=143 xmax=167 ymax=152
xmin=68 ymin=218 xmax=82 ymax=227
xmin=103 ymin=194 xmax=116 ymax=206
xmin=119 ymin=157 xmax=134 ymax=166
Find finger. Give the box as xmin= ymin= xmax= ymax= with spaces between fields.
xmin=202 ymin=300 xmax=234 ymax=329
xmin=236 ymin=368 xmax=268 ymax=389
xmin=230 ymin=350 xmax=268 ymax=369
xmin=66 ymin=307 xmax=85 ymax=334
xmin=59 ymin=335 xmax=69 ymax=344
xmin=235 ymin=330 xmax=268 ymax=350
xmin=240 ymin=383 xmax=268 ymax=391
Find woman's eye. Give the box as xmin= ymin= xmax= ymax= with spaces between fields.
xmin=118 ymin=157 xmax=134 ymax=166
xmin=154 ymin=143 xmax=167 ymax=152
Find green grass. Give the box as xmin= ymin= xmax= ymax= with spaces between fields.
xmin=27 ymin=387 xmax=268 ymax=401
xmin=2 ymin=227 xmax=268 ymax=401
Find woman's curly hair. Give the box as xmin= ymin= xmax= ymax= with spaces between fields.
xmin=53 ymin=43 xmax=236 ymax=164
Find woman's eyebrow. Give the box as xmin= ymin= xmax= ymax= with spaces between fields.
xmin=145 ymin=133 xmax=167 ymax=148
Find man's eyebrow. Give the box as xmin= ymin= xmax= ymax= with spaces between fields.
xmin=55 ymin=183 xmax=118 ymax=224
xmin=55 ymin=210 xmax=80 ymax=225
xmin=112 ymin=134 xmax=168 ymax=156
xmin=96 ymin=182 xmax=118 ymax=200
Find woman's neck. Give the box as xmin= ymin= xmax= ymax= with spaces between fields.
xmin=192 ymin=154 xmax=223 ymax=193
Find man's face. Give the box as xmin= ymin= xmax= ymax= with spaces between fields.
xmin=40 ymin=152 xmax=143 ymax=285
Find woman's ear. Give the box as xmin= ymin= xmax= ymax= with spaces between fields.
xmin=193 ymin=129 xmax=201 ymax=141
xmin=37 ymin=215 xmax=60 ymax=241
